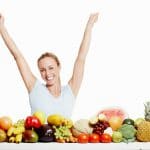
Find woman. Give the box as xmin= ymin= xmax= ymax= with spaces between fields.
xmin=0 ymin=13 xmax=99 ymax=118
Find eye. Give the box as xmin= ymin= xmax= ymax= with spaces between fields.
xmin=40 ymin=69 xmax=45 ymax=73
xmin=48 ymin=66 xmax=54 ymax=70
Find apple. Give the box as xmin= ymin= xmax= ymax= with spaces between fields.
xmin=33 ymin=111 xmax=46 ymax=124
xmin=134 ymin=118 xmax=145 ymax=127
xmin=23 ymin=130 xmax=39 ymax=143
xmin=112 ymin=131 xmax=123 ymax=143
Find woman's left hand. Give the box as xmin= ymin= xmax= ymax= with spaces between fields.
xmin=0 ymin=14 xmax=5 ymax=31
xmin=87 ymin=13 xmax=99 ymax=28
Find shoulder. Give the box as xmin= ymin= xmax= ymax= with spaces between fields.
xmin=62 ymin=84 xmax=76 ymax=99
xmin=29 ymin=79 xmax=45 ymax=94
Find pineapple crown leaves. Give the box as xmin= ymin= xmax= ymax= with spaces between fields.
xmin=144 ymin=101 xmax=150 ymax=114
xmin=144 ymin=101 xmax=150 ymax=121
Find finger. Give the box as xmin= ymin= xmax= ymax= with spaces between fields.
xmin=91 ymin=12 xmax=99 ymax=17
xmin=0 ymin=14 xmax=3 ymax=19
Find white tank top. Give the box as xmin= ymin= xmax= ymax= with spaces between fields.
xmin=29 ymin=79 xmax=75 ymax=118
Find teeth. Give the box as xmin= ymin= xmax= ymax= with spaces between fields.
xmin=47 ymin=76 xmax=54 ymax=80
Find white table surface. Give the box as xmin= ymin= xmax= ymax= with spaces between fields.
xmin=0 ymin=142 xmax=150 ymax=150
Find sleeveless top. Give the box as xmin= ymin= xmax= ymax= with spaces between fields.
xmin=29 ymin=79 xmax=75 ymax=118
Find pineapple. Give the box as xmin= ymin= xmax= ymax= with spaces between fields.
xmin=136 ymin=101 xmax=150 ymax=141
xmin=136 ymin=120 xmax=150 ymax=142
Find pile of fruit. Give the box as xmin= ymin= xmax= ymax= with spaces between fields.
xmin=0 ymin=102 xmax=150 ymax=143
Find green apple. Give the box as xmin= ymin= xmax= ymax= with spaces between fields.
xmin=112 ymin=131 xmax=123 ymax=143
xmin=134 ymin=118 xmax=145 ymax=127
xmin=33 ymin=111 xmax=46 ymax=124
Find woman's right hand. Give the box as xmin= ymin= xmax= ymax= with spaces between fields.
xmin=0 ymin=14 xmax=4 ymax=31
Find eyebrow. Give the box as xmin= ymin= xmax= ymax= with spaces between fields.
xmin=39 ymin=65 xmax=54 ymax=69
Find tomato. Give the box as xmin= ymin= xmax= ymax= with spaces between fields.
xmin=0 ymin=116 xmax=13 ymax=131
xmin=100 ymin=133 xmax=112 ymax=143
xmin=78 ymin=133 xmax=89 ymax=143
xmin=89 ymin=133 xmax=100 ymax=143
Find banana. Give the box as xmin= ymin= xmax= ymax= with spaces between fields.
xmin=7 ymin=126 xmax=15 ymax=137
xmin=15 ymin=134 xmax=23 ymax=143
xmin=9 ymin=136 xmax=15 ymax=143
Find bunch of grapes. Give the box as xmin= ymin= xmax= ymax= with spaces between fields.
xmin=14 ymin=119 xmax=25 ymax=128
xmin=7 ymin=119 xmax=25 ymax=143
xmin=53 ymin=125 xmax=77 ymax=143
xmin=91 ymin=120 xmax=109 ymax=136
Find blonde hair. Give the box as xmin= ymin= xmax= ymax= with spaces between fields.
xmin=37 ymin=52 xmax=60 ymax=66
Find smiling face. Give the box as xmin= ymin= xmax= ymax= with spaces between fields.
xmin=38 ymin=54 xmax=61 ymax=86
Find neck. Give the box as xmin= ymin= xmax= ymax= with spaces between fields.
xmin=46 ymin=79 xmax=61 ymax=97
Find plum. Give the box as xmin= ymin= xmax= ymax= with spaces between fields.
xmin=35 ymin=124 xmax=55 ymax=142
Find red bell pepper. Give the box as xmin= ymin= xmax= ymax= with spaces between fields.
xmin=25 ymin=116 xmax=41 ymax=129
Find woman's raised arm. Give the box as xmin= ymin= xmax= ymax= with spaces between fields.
xmin=69 ymin=13 xmax=99 ymax=97
xmin=0 ymin=14 xmax=36 ymax=93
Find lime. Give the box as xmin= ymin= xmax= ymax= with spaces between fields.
xmin=123 ymin=118 xmax=134 ymax=126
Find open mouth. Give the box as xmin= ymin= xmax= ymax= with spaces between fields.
xmin=47 ymin=76 xmax=54 ymax=81
xmin=46 ymin=75 xmax=55 ymax=82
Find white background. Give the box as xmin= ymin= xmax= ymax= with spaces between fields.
xmin=0 ymin=0 xmax=150 ymax=122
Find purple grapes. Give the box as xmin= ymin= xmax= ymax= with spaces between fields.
xmin=92 ymin=120 xmax=109 ymax=136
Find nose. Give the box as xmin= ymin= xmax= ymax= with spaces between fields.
xmin=45 ymin=69 xmax=51 ymax=76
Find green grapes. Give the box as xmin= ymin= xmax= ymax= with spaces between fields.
xmin=14 ymin=119 xmax=25 ymax=127
xmin=54 ymin=125 xmax=72 ymax=140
